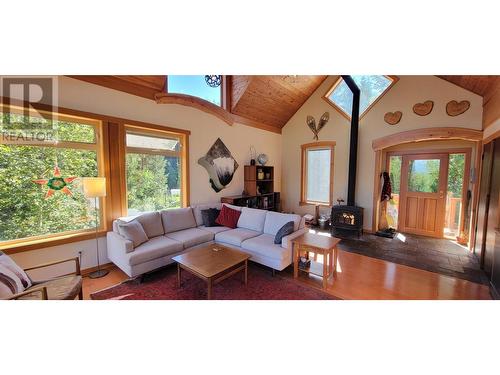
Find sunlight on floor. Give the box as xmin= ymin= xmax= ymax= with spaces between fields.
xmin=302 ymin=229 xmax=342 ymax=273
xmin=396 ymin=233 xmax=406 ymax=242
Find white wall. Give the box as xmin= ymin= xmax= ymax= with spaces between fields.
xmin=281 ymin=75 xmax=483 ymax=228
xmin=9 ymin=76 xmax=282 ymax=272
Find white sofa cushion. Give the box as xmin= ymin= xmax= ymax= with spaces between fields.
xmin=237 ymin=207 xmax=267 ymax=232
xmin=165 ymin=228 xmax=214 ymax=249
xmin=127 ymin=236 xmax=183 ymax=266
xmin=222 ymin=203 xmax=242 ymax=211
xmin=198 ymin=225 xmax=232 ymax=235
xmin=135 ymin=211 xmax=164 ymax=238
xmin=215 ymin=228 xmax=261 ymax=247
xmin=263 ymin=211 xmax=302 ymax=235
xmin=192 ymin=203 xmax=222 ymax=226
xmin=117 ymin=220 xmax=149 ymax=248
xmin=161 ymin=208 xmax=197 ymax=234
xmin=241 ymin=234 xmax=288 ymax=261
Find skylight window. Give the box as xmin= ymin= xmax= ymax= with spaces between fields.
xmin=167 ymin=75 xmax=222 ymax=106
xmin=324 ymin=75 xmax=397 ymax=119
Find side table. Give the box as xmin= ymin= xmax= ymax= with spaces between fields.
xmin=292 ymin=232 xmax=341 ymax=289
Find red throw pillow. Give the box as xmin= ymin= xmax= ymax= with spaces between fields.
xmin=215 ymin=205 xmax=241 ymax=228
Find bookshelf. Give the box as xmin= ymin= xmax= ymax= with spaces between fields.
xmin=221 ymin=165 xmax=280 ymax=211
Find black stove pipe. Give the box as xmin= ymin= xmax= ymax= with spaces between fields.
xmin=341 ymin=75 xmax=360 ymax=207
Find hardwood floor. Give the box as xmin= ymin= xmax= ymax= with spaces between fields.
xmin=287 ymin=250 xmax=491 ymax=300
xmin=82 ymin=249 xmax=491 ymax=300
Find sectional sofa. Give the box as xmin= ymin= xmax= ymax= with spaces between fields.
xmin=107 ymin=203 xmax=307 ymax=277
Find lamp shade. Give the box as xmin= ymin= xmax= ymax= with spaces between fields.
xmin=82 ymin=177 xmax=107 ymax=198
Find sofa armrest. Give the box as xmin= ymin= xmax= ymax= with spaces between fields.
xmin=107 ymin=231 xmax=134 ymax=254
xmin=281 ymin=227 xmax=308 ymax=249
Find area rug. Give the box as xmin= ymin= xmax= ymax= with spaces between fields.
xmin=91 ymin=264 xmax=337 ymax=300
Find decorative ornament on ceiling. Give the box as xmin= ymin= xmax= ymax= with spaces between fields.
xmin=446 ymin=100 xmax=470 ymax=116
xmin=198 ymin=138 xmax=238 ymax=193
xmin=205 ymin=75 xmax=222 ymax=88
xmin=33 ymin=165 xmax=78 ymax=199
xmin=306 ymin=112 xmax=329 ymax=140
xmin=384 ymin=111 xmax=402 ymax=125
xmin=413 ymin=100 xmax=434 ymax=116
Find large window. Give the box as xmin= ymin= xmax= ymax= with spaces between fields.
xmin=300 ymin=142 xmax=335 ymax=206
xmin=125 ymin=126 xmax=184 ymax=215
xmin=323 ymin=75 xmax=398 ymax=119
xmin=167 ymin=75 xmax=222 ymax=107
xmin=0 ymin=105 xmax=103 ymax=245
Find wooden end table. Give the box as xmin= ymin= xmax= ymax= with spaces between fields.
xmin=172 ymin=244 xmax=250 ymax=299
xmin=292 ymin=232 xmax=341 ymax=289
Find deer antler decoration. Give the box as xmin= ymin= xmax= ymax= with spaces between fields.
xmin=306 ymin=112 xmax=329 ymax=140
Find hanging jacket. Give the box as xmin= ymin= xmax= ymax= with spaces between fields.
xmin=381 ymin=171 xmax=392 ymax=202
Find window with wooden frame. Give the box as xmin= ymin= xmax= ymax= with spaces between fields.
xmin=0 ymin=103 xmax=105 ymax=248
xmin=323 ymin=75 xmax=398 ymax=120
xmin=124 ymin=124 xmax=188 ymax=215
xmin=166 ymin=75 xmax=224 ymax=107
xmin=300 ymin=142 xmax=335 ymax=206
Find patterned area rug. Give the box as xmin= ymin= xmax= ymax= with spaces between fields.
xmin=91 ymin=264 xmax=337 ymax=300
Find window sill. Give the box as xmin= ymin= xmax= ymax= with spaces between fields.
xmin=300 ymin=201 xmax=332 ymax=207
xmin=0 ymin=230 xmax=107 ymax=255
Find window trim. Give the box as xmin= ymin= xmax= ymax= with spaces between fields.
xmin=300 ymin=141 xmax=335 ymax=206
xmin=124 ymin=124 xmax=188 ymax=214
xmin=0 ymin=97 xmax=190 ymax=254
xmin=0 ymin=103 xmax=106 ymax=252
xmin=322 ymin=75 xmax=399 ymax=121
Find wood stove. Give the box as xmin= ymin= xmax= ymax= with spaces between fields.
xmin=331 ymin=205 xmax=363 ymax=237
xmin=330 ymin=76 xmax=364 ymax=238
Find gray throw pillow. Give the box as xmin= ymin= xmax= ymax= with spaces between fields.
xmin=201 ymin=208 xmax=221 ymax=227
xmin=274 ymin=221 xmax=294 ymax=244
xmin=118 ymin=220 xmax=149 ymax=248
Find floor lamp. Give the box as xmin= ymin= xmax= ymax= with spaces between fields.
xmin=82 ymin=177 xmax=109 ymax=279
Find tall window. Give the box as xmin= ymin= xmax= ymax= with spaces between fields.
xmin=167 ymin=75 xmax=222 ymax=106
xmin=125 ymin=126 xmax=184 ymax=215
xmin=300 ymin=142 xmax=335 ymax=206
xmin=323 ymin=75 xmax=398 ymax=119
xmin=0 ymin=104 xmax=103 ymax=244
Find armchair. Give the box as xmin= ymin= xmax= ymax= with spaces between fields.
xmin=8 ymin=257 xmax=83 ymax=300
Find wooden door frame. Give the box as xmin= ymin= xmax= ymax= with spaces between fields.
xmin=385 ymin=147 xmax=472 ymax=240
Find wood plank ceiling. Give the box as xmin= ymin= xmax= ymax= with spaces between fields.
xmin=69 ymin=75 xmax=327 ymax=133
xmin=437 ymin=75 xmax=499 ymax=102
xmin=69 ymin=75 xmax=498 ymax=133
xmin=230 ymin=75 xmax=327 ymax=128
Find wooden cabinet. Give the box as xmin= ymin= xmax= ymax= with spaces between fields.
xmin=221 ymin=165 xmax=280 ymax=211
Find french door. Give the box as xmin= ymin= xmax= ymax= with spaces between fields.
xmin=398 ymin=153 xmax=449 ymax=238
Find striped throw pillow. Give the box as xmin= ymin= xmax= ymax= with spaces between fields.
xmin=0 ymin=251 xmax=32 ymax=299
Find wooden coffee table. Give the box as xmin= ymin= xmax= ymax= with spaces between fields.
xmin=172 ymin=244 xmax=250 ymax=299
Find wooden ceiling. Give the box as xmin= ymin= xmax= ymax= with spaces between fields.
xmin=230 ymin=75 xmax=327 ymax=128
xmin=69 ymin=75 xmax=327 ymax=133
xmin=69 ymin=75 xmax=498 ymax=133
xmin=437 ymin=75 xmax=499 ymax=102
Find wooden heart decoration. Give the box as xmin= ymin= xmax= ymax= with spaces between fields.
xmin=413 ymin=100 xmax=434 ymax=116
xmin=384 ymin=111 xmax=402 ymax=125
xmin=446 ymin=100 xmax=470 ymax=116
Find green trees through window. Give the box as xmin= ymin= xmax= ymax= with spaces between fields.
xmin=125 ymin=130 xmax=182 ymax=215
xmin=0 ymin=110 xmax=99 ymax=242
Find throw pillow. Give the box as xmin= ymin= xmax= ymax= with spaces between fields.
xmin=215 ymin=205 xmax=241 ymax=229
xmin=117 ymin=220 xmax=149 ymax=248
xmin=201 ymin=208 xmax=221 ymax=227
xmin=0 ymin=251 xmax=32 ymax=289
xmin=274 ymin=221 xmax=295 ymax=244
